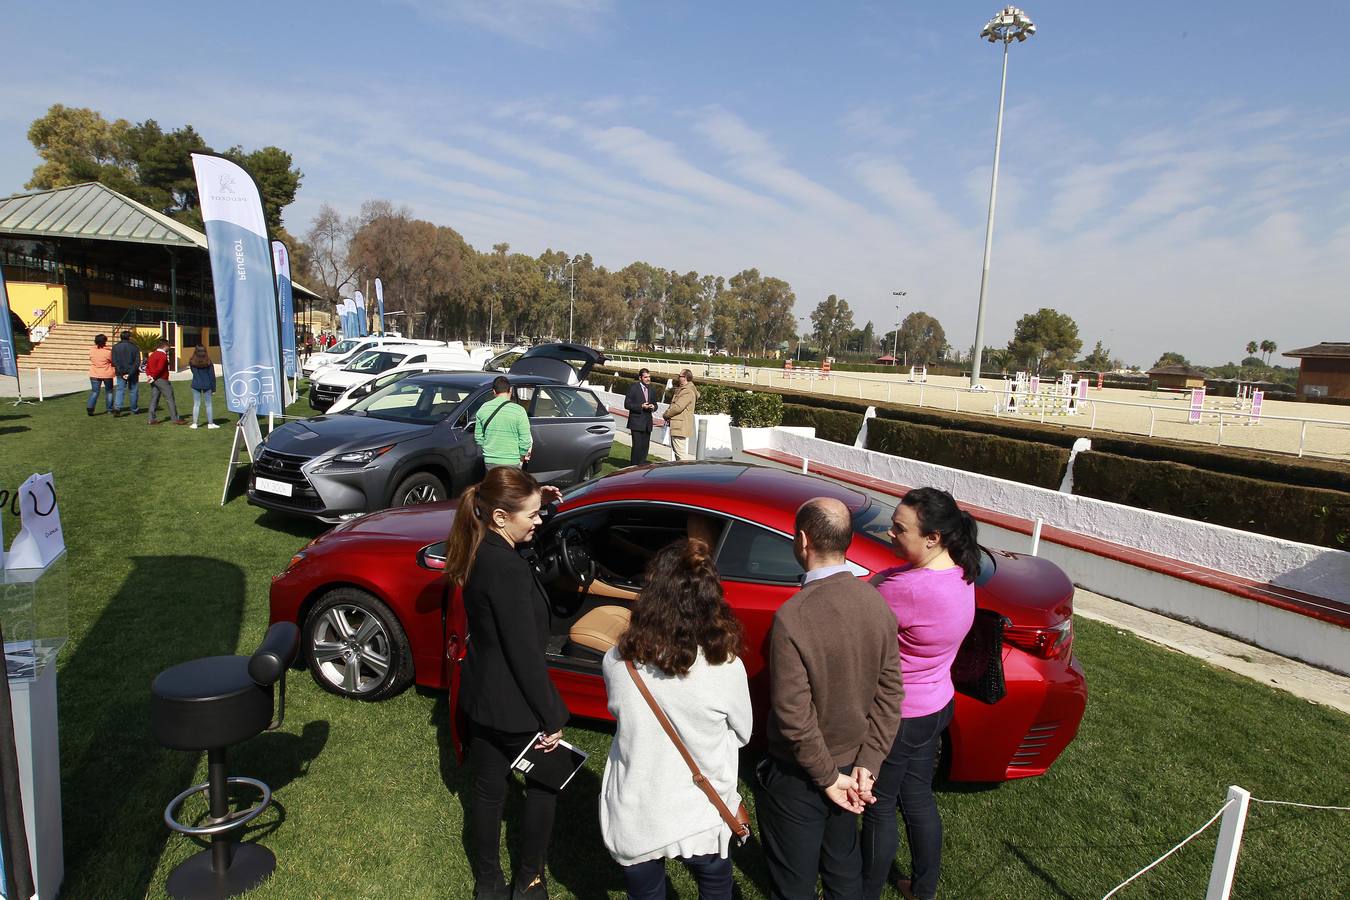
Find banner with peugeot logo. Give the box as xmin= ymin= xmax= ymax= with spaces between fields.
xmin=191 ymin=152 xmax=285 ymax=416
xmin=272 ymin=241 xmax=297 ymax=378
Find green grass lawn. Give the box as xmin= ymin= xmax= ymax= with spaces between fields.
xmin=2 ymin=388 xmax=1347 ymax=898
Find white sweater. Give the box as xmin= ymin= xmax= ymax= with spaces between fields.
xmin=600 ymin=647 xmax=753 ymax=866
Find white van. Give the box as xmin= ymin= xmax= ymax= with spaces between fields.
xmin=309 ymin=344 xmax=493 ymax=411
xmin=302 ymin=336 xmax=443 ymax=378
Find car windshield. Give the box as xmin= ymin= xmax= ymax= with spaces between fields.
xmin=346 ymin=378 xmax=476 ymax=423
xmin=328 ymin=339 xmax=359 ymax=355
xmin=853 ymin=498 xmax=897 ymax=545
xmin=344 ymin=350 xmax=408 ymax=373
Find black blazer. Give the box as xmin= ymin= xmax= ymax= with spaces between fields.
xmin=460 ymin=532 xmax=569 ymax=734
xmin=624 ymin=381 xmax=654 ymax=433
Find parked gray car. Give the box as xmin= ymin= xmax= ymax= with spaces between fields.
xmin=248 ymin=345 xmax=613 ymax=523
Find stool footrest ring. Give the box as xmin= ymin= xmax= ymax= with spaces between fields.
xmin=163 ymin=776 xmax=272 ymax=836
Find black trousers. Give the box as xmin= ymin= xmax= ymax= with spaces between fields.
xmin=468 ymin=722 xmax=558 ymax=892
xmin=756 ymin=756 xmax=861 ymax=900
xmin=630 ymin=429 xmax=652 ymax=466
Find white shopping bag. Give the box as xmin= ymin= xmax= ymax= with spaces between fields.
xmin=5 ymin=472 xmax=65 ymax=570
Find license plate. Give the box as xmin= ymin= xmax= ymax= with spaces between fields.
xmin=256 ymin=476 xmax=293 ymax=497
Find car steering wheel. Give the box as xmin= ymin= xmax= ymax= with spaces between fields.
xmin=559 ymin=524 xmax=596 ymax=586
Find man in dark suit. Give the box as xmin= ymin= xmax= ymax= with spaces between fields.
xmin=624 ymin=368 xmax=657 ymax=465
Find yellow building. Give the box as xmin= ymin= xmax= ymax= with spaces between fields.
xmin=1 ymin=182 xmax=320 ymax=370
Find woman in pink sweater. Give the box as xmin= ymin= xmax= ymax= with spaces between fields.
xmin=860 ymin=487 xmax=978 ymax=900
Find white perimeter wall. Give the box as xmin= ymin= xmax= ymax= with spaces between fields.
xmin=731 ymin=426 xmax=1350 ymax=606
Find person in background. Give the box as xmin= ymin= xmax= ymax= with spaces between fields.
xmin=445 ymin=467 xmax=568 ymax=900
xmin=624 ymin=368 xmax=657 ymax=466
xmin=757 ymin=497 xmax=904 ymax=900
xmin=664 ymin=369 xmax=699 ymax=462
xmin=860 ymin=488 xmax=978 ymax=900
xmin=112 ymin=330 xmax=141 ymax=416
xmin=188 ymin=345 xmax=219 ymax=430
xmin=601 ymin=539 xmax=751 ymax=900
xmin=145 ymin=339 xmax=186 ymax=426
xmin=86 ymin=333 xmax=114 ymax=416
xmin=474 ymin=376 xmax=533 ymax=470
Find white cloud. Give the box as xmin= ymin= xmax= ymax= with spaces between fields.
xmin=394 ymin=0 xmax=612 ymax=44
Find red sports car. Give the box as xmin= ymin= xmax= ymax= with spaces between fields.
xmin=269 ymin=462 xmax=1087 ymax=782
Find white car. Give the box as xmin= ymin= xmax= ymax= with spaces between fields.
xmin=302 ymin=336 xmax=442 ymax=378
xmin=324 ymin=344 xmax=525 ymax=414
xmin=309 ymin=344 xmax=493 ymax=411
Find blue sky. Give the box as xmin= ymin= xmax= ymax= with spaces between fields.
xmin=3 ymin=1 xmax=1347 ymax=365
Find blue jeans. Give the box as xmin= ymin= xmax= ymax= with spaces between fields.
xmin=860 ymin=699 xmax=954 ymax=900
xmin=622 ymin=853 xmax=732 ymax=900
xmin=192 ymin=390 xmax=214 ymax=424
xmin=87 ymin=378 xmax=113 ymax=411
xmin=114 ymin=375 xmax=139 ymax=411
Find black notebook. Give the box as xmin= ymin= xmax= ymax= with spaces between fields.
xmin=510 ymin=735 xmax=589 ymax=791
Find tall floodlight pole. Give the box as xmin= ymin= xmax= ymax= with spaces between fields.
xmin=891 ymin=290 xmax=907 ymax=363
xmin=970 ymin=6 xmax=1036 ymax=388
xmin=566 ymin=257 xmax=577 ymax=343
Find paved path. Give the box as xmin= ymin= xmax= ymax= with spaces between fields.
xmin=0 ymin=369 xmax=199 ymax=400
xmin=1074 ymin=588 xmax=1349 ymax=715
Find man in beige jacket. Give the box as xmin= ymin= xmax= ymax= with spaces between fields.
xmin=665 ymin=369 xmax=699 ymax=461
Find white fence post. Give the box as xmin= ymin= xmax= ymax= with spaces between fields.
xmin=1030 ymin=517 xmax=1043 ymax=556
xmin=1205 ymin=786 xmax=1251 ymax=900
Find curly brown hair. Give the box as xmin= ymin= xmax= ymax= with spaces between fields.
xmin=616 ymin=538 xmax=743 ymax=676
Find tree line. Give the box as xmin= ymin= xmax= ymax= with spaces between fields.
xmin=21 ymin=104 xmax=1279 ymax=376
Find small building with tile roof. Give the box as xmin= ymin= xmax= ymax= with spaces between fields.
xmin=1282 ymin=342 xmax=1350 ymax=400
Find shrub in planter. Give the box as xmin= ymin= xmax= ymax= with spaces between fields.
xmin=730 ymin=391 xmax=783 ymax=428
xmin=696 ymin=383 xmax=735 ymax=416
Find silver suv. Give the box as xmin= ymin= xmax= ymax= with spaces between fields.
xmin=248 ymin=345 xmax=613 ymax=523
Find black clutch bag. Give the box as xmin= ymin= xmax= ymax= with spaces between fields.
xmin=951 ymin=608 xmax=1009 ymax=705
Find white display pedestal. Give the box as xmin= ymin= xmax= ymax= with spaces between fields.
xmin=2 ymin=551 xmax=67 ymax=899
xmin=9 ymin=663 xmax=62 ymax=899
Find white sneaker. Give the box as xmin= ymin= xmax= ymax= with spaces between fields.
xmin=207 ymin=423 xmax=221 ymax=430
xmin=190 ymin=423 xmax=199 ymax=429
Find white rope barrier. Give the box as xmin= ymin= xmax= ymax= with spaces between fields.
xmin=1101 ymin=790 xmax=1349 ymax=899
xmin=1249 ymin=798 xmax=1350 ymax=811
xmin=1100 ymin=800 xmax=1234 ymax=899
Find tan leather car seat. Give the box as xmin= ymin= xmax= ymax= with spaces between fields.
xmin=569 ymin=605 xmax=632 ymax=655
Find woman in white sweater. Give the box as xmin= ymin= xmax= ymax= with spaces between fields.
xmin=601 ymin=539 xmax=753 ymax=900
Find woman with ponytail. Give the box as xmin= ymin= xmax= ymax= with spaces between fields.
xmin=600 ymin=539 xmax=751 ymax=900
xmin=860 ymin=487 xmax=979 ymax=900
xmin=446 ymin=467 xmax=567 ymax=900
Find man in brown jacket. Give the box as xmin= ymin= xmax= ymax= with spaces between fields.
xmin=664 ymin=368 xmax=698 ymax=461
xmin=758 ymin=497 xmax=904 ymax=900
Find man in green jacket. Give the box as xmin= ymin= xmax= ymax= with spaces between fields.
xmin=474 ymin=376 xmax=533 ymax=470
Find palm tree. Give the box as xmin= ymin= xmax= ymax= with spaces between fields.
xmin=1265 ymin=340 xmax=1277 ymax=365
xmin=1259 ymin=339 xmax=1275 ymax=365
xmin=1245 ymin=340 xmax=1258 ymax=357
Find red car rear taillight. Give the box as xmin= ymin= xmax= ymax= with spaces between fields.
xmin=1004 ymin=618 xmax=1073 ymax=659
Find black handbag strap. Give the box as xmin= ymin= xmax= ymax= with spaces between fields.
xmin=478 ymin=396 xmax=512 ymax=431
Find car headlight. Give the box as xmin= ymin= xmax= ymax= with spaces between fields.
xmin=314 ymin=444 xmax=396 ymax=471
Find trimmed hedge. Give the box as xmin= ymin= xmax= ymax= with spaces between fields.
xmin=1074 ymin=452 xmax=1350 ymax=549
xmin=608 ymin=364 xmax=1350 ymax=547
xmin=782 ymin=404 xmax=866 ymax=444
xmin=865 ymin=417 xmax=1070 ymax=489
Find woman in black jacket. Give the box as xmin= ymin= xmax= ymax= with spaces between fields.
xmin=445 ymin=466 xmax=568 ymax=900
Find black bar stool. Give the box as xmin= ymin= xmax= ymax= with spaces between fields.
xmin=150 ymin=622 xmax=299 ymax=899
